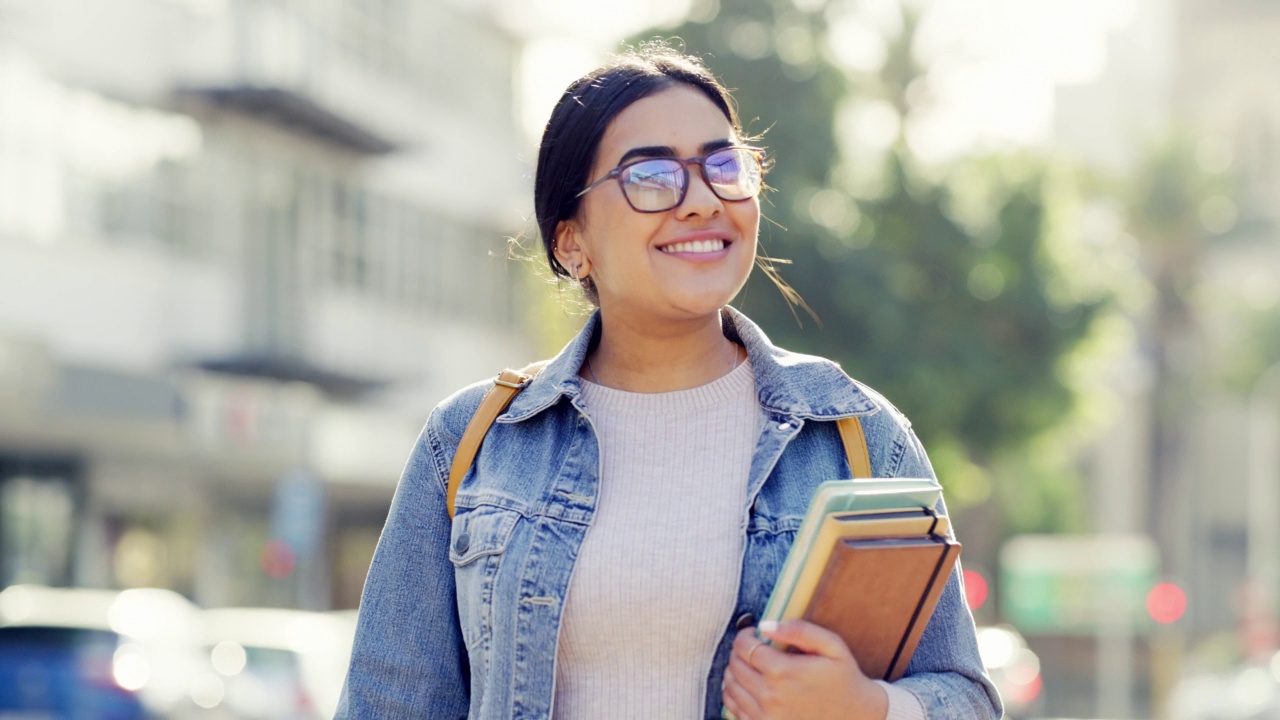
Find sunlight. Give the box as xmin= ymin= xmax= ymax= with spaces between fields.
xmin=508 ymin=0 xmax=1147 ymax=162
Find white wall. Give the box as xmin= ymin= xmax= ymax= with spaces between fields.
xmin=0 ymin=237 xmax=239 ymax=372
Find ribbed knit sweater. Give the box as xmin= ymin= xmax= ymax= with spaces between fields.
xmin=553 ymin=359 xmax=925 ymax=720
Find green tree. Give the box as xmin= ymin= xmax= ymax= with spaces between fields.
xmin=1117 ymin=131 xmax=1264 ymax=576
xmin=638 ymin=0 xmax=1108 ymax=535
xmin=1226 ymin=308 xmax=1280 ymax=393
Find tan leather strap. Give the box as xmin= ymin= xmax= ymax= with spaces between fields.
xmin=836 ymin=416 xmax=872 ymax=478
xmin=447 ymin=372 xmax=871 ymax=517
xmin=446 ymin=366 xmax=541 ymax=518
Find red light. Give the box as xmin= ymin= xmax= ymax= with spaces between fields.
xmin=963 ymin=569 xmax=989 ymax=610
xmin=260 ymin=539 xmax=296 ymax=578
xmin=1146 ymin=582 xmax=1187 ymax=624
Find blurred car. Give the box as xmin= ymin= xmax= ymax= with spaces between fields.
xmin=1170 ymin=651 xmax=1280 ymax=720
xmin=976 ymin=624 xmax=1043 ymax=718
xmin=0 ymin=624 xmax=149 ymax=718
xmin=199 ymin=607 xmax=355 ymax=719
xmin=0 ymin=584 xmax=209 ymax=719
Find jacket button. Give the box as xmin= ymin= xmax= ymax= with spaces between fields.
xmin=454 ymin=532 xmax=470 ymax=555
xmin=735 ymin=613 xmax=756 ymax=630
xmin=778 ymin=422 xmax=791 ymax=430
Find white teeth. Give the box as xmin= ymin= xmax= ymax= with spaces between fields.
xmin=660 ymin=239 xmax=727 ymax=254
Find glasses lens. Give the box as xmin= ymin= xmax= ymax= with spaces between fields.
xmin=704 ymin=148 xmax=762 ymax=201
xmin=621 ymin=159 xmax=685 ymax=211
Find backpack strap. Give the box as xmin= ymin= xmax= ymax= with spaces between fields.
xmin=446 ymin=363 xmax=545 ymax=519
xmin=836 ymin=416 xmax=872 ymax=478
xmin=446 ymin=367 xmax=872 ymax=517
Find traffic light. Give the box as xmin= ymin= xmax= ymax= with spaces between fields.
xmin=1146 ymin=582 xmax=1187 ymax=624
xmin=963 ymin=568 xmax=990 ymax=611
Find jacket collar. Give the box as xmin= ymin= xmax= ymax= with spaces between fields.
xmin=497 ymin=306 xmax=877 ymax=423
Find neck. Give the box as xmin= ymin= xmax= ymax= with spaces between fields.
xmin=585 ymin=308 xmax=742 ymax=393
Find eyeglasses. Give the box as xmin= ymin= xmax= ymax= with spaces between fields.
xmin=575 ymin=146 xmax=766 ymax=213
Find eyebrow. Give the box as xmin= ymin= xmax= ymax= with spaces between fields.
xmin=616 ymin=138 xmax=736 ymax=165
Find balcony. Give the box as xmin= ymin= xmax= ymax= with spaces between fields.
xmin=181 ymin=86 xmax=396 ymax=155
xmin=169 ymin=1 xmax=416 ymax=155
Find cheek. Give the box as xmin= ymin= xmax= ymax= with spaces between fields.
xmin=733 ymin=202 xmax=761 ymax=249
xmin=584 ymin=204 xmax=663 ymax=252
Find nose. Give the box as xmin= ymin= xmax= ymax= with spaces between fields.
xmin=675 ymin=162 xmax=723 ymax=220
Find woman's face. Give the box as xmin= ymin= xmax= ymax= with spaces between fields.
xmin=557 ymin=84 xmax=760 ymax=323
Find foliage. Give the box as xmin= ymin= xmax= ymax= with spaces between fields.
xmin=1115 ymin=131 xmax=1279 ymax=399
xmin=634 ymin=0 xmax=1110 ymax=528
xmin=1222 ymin=307 xmax=1280 ymax=394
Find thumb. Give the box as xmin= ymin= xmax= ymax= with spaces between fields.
xmin=758 ymin=619 xmax=851 ymax=660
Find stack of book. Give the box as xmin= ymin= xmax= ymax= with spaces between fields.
xmin=759 ymin=478 xmax=961 ymax=681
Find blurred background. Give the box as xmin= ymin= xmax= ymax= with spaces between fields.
xmin=0 ymin=0 xmax=1276 ymax=717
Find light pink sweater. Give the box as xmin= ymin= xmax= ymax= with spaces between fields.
xmin=553 ymin=361 xmax=924 ymax=720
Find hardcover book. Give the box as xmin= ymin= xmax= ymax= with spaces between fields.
xmin=759 ymin=478 xmax=961 ymax=682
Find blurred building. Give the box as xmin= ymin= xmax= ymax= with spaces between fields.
xmin=0 ymin=0 xmax=534 ymax=610
xmin=1173 ymin=0 xmax=1280 ymax=645
xmin=1049 ymin=0 xmax=1280 ymax=716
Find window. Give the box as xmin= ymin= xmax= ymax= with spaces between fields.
xmin=0 ymin=472 xmax=77 ymax=587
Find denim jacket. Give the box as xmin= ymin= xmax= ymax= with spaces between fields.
xmin=337 ymin=307 xmax=1003 ymax=720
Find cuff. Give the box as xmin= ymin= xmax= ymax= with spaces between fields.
xmin=876 ymin=680 xmax=926 ymax=720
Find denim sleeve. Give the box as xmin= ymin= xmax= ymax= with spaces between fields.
xmin=335 ymin=413 xmax=470 ymax=719
xmin=888 ymin=425 xmax=1005 ymax=720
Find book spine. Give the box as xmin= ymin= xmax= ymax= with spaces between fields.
xmin=885 ymin=541 xmax=961 ymax=681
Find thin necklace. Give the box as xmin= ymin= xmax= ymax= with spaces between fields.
xmin=585 ymin=343 xmax=742 ymax=386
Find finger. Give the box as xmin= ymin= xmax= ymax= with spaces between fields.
xmin=731 ymin=627 xmax=760 ymax=663
xmin=727 ymin=649 xmax=766 ymax=691
xmin=721 ymin=693 xmax=749 ymax=720
xmin=724 ymin=659 xmax=768 ymax=704
xmin=733 ymin=634 xmax=774 ymax=676
xmin=722 ymin=670 xmax=765 ymax=720
xmin=757 ymin=619 xmax=854 ymax=661
xmin=739 ymin=636 xmax=789 ymax=677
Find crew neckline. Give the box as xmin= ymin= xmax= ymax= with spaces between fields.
xmin=579 ymin=359 xmax=754 ymax=414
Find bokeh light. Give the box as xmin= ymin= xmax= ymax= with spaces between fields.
xmin=211 ymin=639 xmax=248 ymax=676
xmin=1146 ymin=582 xmax=1187 ymax=624
xmin=112 ymin=644 xmax=150 ymax=691
xmin=963 ymin=568 xmax=989 ymax=610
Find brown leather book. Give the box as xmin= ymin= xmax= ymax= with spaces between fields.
xmin=802 ymin=535 xmax=961 ymax=681
xmin=778 ymin=509 xmax=950 ymax=624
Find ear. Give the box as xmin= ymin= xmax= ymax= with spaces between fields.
xmin=552 ymin=220 xmax=592 ymax=279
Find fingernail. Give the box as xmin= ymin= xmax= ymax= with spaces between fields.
xmin=758 ymin=620 xmax=778 ymax=634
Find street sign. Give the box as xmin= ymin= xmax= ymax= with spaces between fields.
xmin=270 ymin=468 xmax=325 ymax=561
xmin=1000 ymin=534 xmax=1160 ymax=635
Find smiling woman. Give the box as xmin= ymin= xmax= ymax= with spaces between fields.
xmin=337 ymin=43 xmax=1003 ymax=720
xmin=546 ymin=83 xmax=762 ymax=384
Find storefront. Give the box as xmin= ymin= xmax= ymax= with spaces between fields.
xmin=0 ymin=358 xmax=410 ymax=610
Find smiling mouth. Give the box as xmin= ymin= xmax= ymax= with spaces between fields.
xmin=658 ymin=239 xmax=729 ymax=254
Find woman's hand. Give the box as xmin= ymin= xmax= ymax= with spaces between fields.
xmin=722 ymin=620 xmax=888 ymax=720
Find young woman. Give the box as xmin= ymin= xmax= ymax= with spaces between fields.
xmin=337 ymin=46 xmax=1002 ymax=720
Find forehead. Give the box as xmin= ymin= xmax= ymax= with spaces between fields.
xmin=595 ymin=84 xmax=736 ymax=165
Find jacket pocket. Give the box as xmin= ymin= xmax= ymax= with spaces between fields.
xmin=449 ymin=506 xmax=520 ymax=660
xmin=449 ymin=505 xmax=519 ymax=567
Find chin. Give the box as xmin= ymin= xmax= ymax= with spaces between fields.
xmin=666 ymin=290 xmax=739 ymax=318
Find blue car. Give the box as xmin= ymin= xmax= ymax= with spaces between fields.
xmin=0 ymin=625 xmax=151 ymax=719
